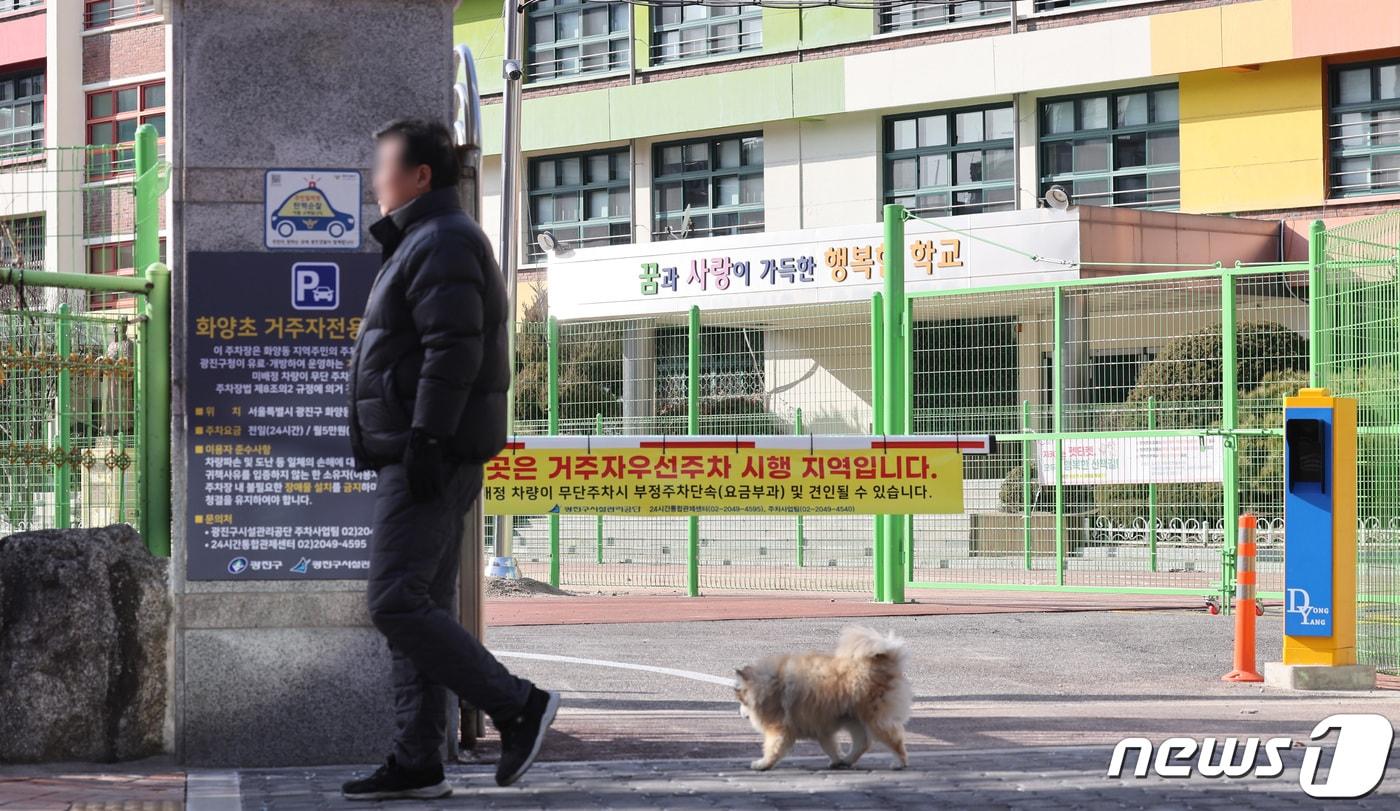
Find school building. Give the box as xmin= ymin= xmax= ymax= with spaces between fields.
xmin=454 ymin=0 xmax=1400 ymax=443
xmin=0 ymin=0 xmax=168 ymax=310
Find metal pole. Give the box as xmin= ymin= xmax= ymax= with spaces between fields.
xmin=1052 ymin=287 xmax=1066 ymax=587
xmin=133 ymin=123 xmax=160 ymax=320
xmin=1022 ymin=399 xmax=1031 ymax=570
xmin=1220 ymin=271 xmax=1239 ymax=614
xmin=870 ymin=291 xmax=885 ymax=601
xmin=489 ymin=0 xmax=525 ymax=579
xmin=595 ymin=411 xmax=604 ymax=564
xmin=882 ymin=203 xmax=906 ymax=604
xmin=903 ymin=295 xmax=915 ymax=579
xmin=547 ymin=316 xmax=560 ymax=587
xmin=143 ymin=264 xmax=172 ymax=558
xmin=687 ymin=304 xmax=701 ymax=597
xmin=795 ymin=407 xmax=805 ymax=568
xmin=1148 ymin=395 xmax=1158 ymax=573
xmin=1308 ymin=219 xmax=1325 ymax=388
xmin=55 ymin=303 xmax=71 ymax=530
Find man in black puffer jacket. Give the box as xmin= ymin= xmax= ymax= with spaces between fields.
xmin=341 ymin=119 xmax=558 ymax=802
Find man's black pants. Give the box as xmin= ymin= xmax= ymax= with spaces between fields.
xmin=366 ymin=459 xmax=532 ymax=770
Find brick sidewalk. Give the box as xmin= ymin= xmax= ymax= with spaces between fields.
xmin=0 ymin=764 xmax=182 ymax=811
xmin=235 ymin=746 xmax=1400 ymax=810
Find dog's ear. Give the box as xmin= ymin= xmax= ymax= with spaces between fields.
xmin=735 ymin=665 xmax=753 ymax=683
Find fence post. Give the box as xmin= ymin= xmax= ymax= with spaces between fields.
xmin=687 ymin=304 xmax=700 ymax=597
xmin=54 ymin=303 xmax=72 ymax=530
xmin=133 ymin=124 xmax=160 ymax=319
xmin=547 ymin=316 xmax=560 ymax=588
xmin=870 ymin=292 xmax=885 ymax=602
xmin=881 ymin=203 xmax=906 ymax=604
xmin=142 ymin=264 xmax=172 ymax=557
xmin=1307 ymin=219 xmax=1325 ymax=388
xmin=795 ymin=406 xmax=805 ymax=568
xmin=1052 ymin=286 xmax=1066 ymax=587
xmin=1221 ymin=270 xmax=1239 ymax=613
xmin=595 ymin=411 xmax=604 ymax=565
xmin=903 ymin=295 xmax=915 ymax=579
xmin=1148 ymin=395 xmax=1158 ymax=572
xmin=1021 ymin=399 xmax=1031 ymax=570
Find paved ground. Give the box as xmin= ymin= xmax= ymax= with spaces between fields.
xmin=5 ymin=596 xmax=1400 ymax=809
xmin=482 ymin=588 xmax=1202 ymax=626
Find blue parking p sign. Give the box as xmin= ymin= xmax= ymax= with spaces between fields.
xmin=292 ymin=262 xmax=339 ymax=310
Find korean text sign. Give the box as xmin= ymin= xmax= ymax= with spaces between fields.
xmin=483 ymin=435 xmax=990 ymax=516
xmin=185 ymin=251 xmax=379 ymax=580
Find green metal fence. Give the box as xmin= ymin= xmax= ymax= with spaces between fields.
xmin=0 ymin=125 xmax=171 ymax=555
xmin=507 ymin=205 xmax=1321 ymax=603
xmin=1314 ymin=213 xmax=1400 ymax=676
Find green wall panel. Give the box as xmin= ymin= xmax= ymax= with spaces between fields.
xmin=609 ymin=65 xmax=794 ymax=140
xmin=792 ymin=57 xmax=846 ymax=118
xmin=454 ymin=0 xmax=504 ymax=97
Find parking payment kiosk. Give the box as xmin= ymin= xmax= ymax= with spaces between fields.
xmin=1265 ymin=388 xmax=1375 ymax=689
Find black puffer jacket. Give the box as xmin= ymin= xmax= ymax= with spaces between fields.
xmin=347 ymin=186 xmax=509 ymax=472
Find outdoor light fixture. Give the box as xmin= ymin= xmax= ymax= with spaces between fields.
xmin=1044 ymin=185 xmax=1071 ymax=211
xmin=536 ymin=230 xmax=558 ymax=256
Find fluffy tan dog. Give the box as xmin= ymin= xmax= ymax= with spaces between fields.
xmin=733 ymin=625 xmax=911 ymax=771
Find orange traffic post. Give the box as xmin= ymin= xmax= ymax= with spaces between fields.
xmin=1223 ymin=513 xmax=1263 ymax=682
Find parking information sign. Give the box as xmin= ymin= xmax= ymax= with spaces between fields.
xmin=185 ymin=251 xmax=379 ymax=580
xmin=265 ymin=169 xmax=361 ymax=250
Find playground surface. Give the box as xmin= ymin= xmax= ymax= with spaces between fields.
xmin=4 ymin=592 xmax=1398 ymax=809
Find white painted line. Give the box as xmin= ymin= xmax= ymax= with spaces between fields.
xmin=495 ymin=650 xmax=738 ymax=688
xmin=186 ymin=770 xmax=240 ymax=811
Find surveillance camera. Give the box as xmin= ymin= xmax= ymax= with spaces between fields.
xmin=503 ymin=59 xmax=523 ymax=81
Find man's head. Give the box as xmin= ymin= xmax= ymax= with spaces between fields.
xmin=371 ymin=118 xmax=461 ymax=216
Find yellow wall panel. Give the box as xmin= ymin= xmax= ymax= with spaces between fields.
xmin=1150 ymin=7 xmax=1222 ymax=75
xmin=1220 ymin=0 xmax=1293 ymax=67
xmin=1179 ymin=59 xmax=1325 ymax=213
xmin=1151 ymin=0 xmax=1292 ymax=74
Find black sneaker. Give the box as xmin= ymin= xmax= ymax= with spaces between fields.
xmin=494 ymin=687 xmax=560 ymax=787
xmin=341 ymin=754 xmax=451 ymax=801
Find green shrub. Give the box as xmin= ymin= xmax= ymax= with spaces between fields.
xmin=1094 ymin=321 xmax=1306 ymax=522
xmin=513 ymin=288 xmax=623 ymax=427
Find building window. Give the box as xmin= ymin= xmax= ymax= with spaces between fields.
xmin=0 ymin=70 xmax=44 ymax=155
xmin=2 ymin=0 xmax=45 ymax=14
xmin=86 ymin=81 xmax=165 ymax=179
xmin=527 ymin=148 xmax=630 ymax=262
xmin=652 ymin=3 xmax=761 ymax=65
xmin=526 ymin=0 xmax=629 ymax=82
xmin=87 ymin=238 xmax=165 ymax=309
xmin=877 ymin=1 xmax=1011 ymax=33
xmin=653 ymin=133 xmax=763 ymax=240
xmin=885 ymin=104 xmax=1015 ymax=217
xmin=1039 ymin=85 xmax=1179 ymax=209
xmin=656 ymin=326 xmax=767 ymax=429
xmin=0 ymin=215 xmax=44 ymax=273
xmin=84 ymin=0 xmax=158 ymax=28
xmin=1034 ymin=0 xmax=1116 ymax=10
xmin=1330 ymin=60 xmax=1400 ymax=198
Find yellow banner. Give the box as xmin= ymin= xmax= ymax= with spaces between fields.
xmin=483 ymin=445 xmax=965 ymax=516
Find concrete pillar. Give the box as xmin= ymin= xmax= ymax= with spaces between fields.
xmin=622 ymin=320 xmax=656 ymax=433
xmin=168 ymin=0 xmax=459 ymax=766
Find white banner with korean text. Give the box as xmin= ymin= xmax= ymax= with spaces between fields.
xmin=1035 ymin=436 xmax=1224 ymax=486
xmin=546 ymin=209 xmax=1081 ymax=320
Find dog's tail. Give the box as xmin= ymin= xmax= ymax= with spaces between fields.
xmin=836 ymin=625 xmax=912 ymax=724
xmin=835 ymin=625 xmax=907 ymax=664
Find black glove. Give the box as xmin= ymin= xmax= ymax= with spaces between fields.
xmin=403 ymin=428 xmax=445 ymax=502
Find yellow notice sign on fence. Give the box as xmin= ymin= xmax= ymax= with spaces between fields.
xmin=483 ymin=435 xmax=991 ymax=516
